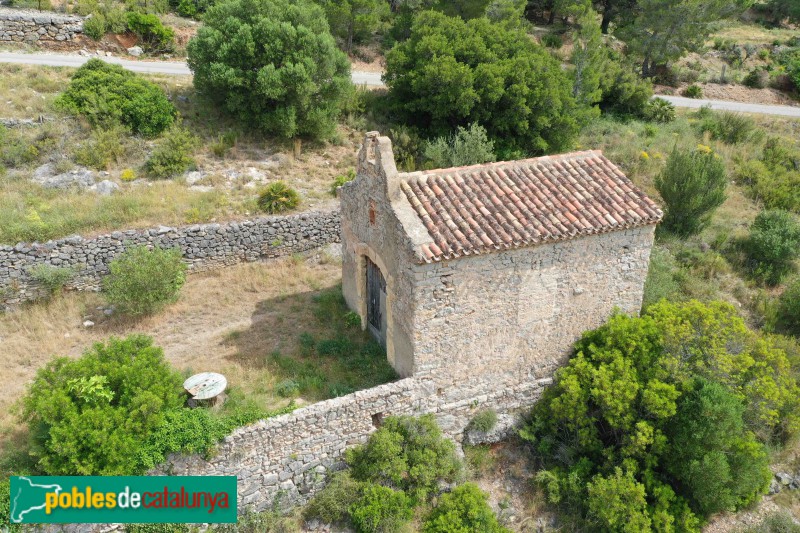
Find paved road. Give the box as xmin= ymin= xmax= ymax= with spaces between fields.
xmin=2 ymin=51 xmax=800 ymax=115
xmin=657 ymin=95 xmax=800 ymax=118
xmin=0 ymin=51 xmax=385 ymax=85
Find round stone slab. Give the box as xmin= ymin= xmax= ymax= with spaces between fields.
xmin=183 ymin=372 xmax=227 ymax=400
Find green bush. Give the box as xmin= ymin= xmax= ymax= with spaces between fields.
xmin=83 ymin=13 xmax=107 ymax=40
xmin=744 ymin=138 xmax=800 ymax=213
xmin=54 ymin=59 xmax=176 ymax=137
xmin=330 ymin=168 xmax=356 ymax=196
xmin=103 ymin=245 xmax=187 ymax=316
xmin=346 ymin=414 xmax=462 ymax=502
xmin=699 ymin=110 xmax=758 ymax=144
xmin=424 ymin=483 xmax=509 ymax=533
xmin=598 ymin=52 xmax=654 ymax=118
xmin=743 ymin=68 xmax=770 ymax=89
xmin=187 ymin=0 xmax=351 ymax=141
xmin=257 ymin=181 xmax=301 ymax=214
xmin=522 ymin=300 xmax=800 ymax=529
xmin=682 ymin=84 xmax=703 ymax=98
xmin=468 ymin=409 xmax=498 ymax=433
xmin=423 ymin=123 xmax=497 ymax=169
xmin=663 ymin=377 xmax=771 ymax=516
xmin=742 ymin=210 xmax=800 ymax=286
xmin=643 ymin=97 xmax=676 ymax=123
xmin=349 ymin=484 xmax=413 ymax=533
xmin=541 ymin=33 xmax=562 ymax=48
xmin=19 ymin=335 xmax=185 ymax=475
xmin=74 ymin=126 xmax=127 ymax=170
xmin=126 ymin=12 xmax=175 ymax=53
xmin=0 ymin=124 xmax=40 ymax=168
xmin=655 ymin=147 xmax=727 ymax=237
xmin=275 ymin=379 xmax=300 ymax=398
xmin=304 ymin=471 xmax=362 ymax=526
xmin=743 ymin=512 xmax=800 ymax=533
xmin=27 ymin=264 xmax=74 ymax=295
xmin=389 ymin=126 xmax=423 ymax=172
xmin=777 ymin=278 xmax=800 ymax=336
xmin=145 ymin=126 xmax=198 ymax=179
xmin=385 ymin=10 xmax=580 ymax=155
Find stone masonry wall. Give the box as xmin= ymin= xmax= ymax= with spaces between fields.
xmin=0 ymin=210 xmax=340 ymax=306
xmin=152 ymin=374 xmax=551 ymax=513
xmin=0 ymin=7 xmax=83 ymax=42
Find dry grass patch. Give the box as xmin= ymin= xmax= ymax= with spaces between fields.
xmin=0 ymin=253 xmax=395 ymax=450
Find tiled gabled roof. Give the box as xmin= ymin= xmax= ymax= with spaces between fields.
xmin=399 ymin=150 xmax=662 ymax=263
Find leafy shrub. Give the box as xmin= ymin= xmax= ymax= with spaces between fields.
xmin=522 ymin=300 xmax=800 ymax=529
xmin=257 ymin=181 xmax=300 ymax=214
xmin=188 ymin=0 xmax=351 ymax=141
xmin=682 ymin=84 xmax=703 ymax=98
xmin=103 ymin=245 xmax=187 ymax=315
xmin=742 ymin=210 xmax=800 ymax=285
xmin=743 ymin=68 xmax=770 ymax=89
xmin=74 ymin=126 xmax=127 ymax=170
xmin=385 ymin=10 xmax=580 ymax=154
xmin=83 ymin=13 xmax=106 ymax=40
xmin=643 ymin=97 xmax=675 ymax=123
xmin=0 ymin=124 xmax=40 ymax=167
xmin=19 ymin=335 xmax=185 ymax=474
xmin=120 ymin=168 xmax=137 ymax=181
xmin=699 ymin=110 xmax=758 ymax=144
xmin=145 ymin=126 xmax=198 ymax=179
xmin=742 ymin=138 xmax=800 ymax=213
xmin=423 ymin=123 xmax=497 ymax=169
xmin=54 ymin=59 xmax=176 ymax=137
xmin=777 ymin=48 xmax=800 ymax=91
xmin=126 ymin=12 xmax=175 ymax=53
xmin=389 ymin=126 xmax=423 ymax=172
xmin=598 ymin=54 xmax=654 ymax=117
xmin=304 ymin=471 xmax=361 ymax=525
xmin=541 ymin=33 xmax=562 ymax=48
xmin=468 ymin=409 xmax=498 ymax=433
xmin=777 ymin=278 xmax=800 ymax=336
xmin=275 ymin=379 xmax=300 ymax=398
xmin=330 ymin=168 xmax=356 ymax=196
xmin=655 ymin=147 xmax=727 ymax=237
xmin=424 ymin=483 xmax=509 ymax=533
xmin=346 ymin=414 xmax=462 ymax=502
xmin=350 ymin=484 xmax=413 ymax=533
xmin=663 ymin=377 xmax=771 ymax=516
xmin=210 ymin=131 xmax=237 ymax=158
xmin=27 ymin=264 xmax=74 ymax=295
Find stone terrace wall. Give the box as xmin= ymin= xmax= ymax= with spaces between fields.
xmin=0 ymin=7 xmax=83 ymax=42
xmin=0 ymin=210 xmax=340 ymax=306
xmin=152 ymin=373 xmax=552 ymax=513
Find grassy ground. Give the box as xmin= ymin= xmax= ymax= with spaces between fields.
xmin=0 ymin=63 xmax=359 ymax=244
xmin=0 ymin=252 xmax=396 ymax=464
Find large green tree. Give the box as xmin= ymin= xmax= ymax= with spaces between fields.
xmin=620 ymin=0 xmax=753 ymax=77
xmin=570 ymin=2 xmax=605 ymax=118
xmin=522 ymin=300 xmax=795 ymax=530
xmin=187 ymin=0 xmax=351 ymax=141
xmin=317 ymin=0 xmax=390 ymax=52
xmin=384 ymin=10 xmax=581 ymax=155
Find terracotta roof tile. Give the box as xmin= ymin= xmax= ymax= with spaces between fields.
xmin=400 ymin=151 xmax=662 ymax=263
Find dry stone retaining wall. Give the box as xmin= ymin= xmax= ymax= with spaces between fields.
xmin=0 ymin=7 xmax=83 ymax=42
xmin=0 ymin=210 xmax=340 ymax=306
xmin=151 ymin=374 xmax=551 ymax=513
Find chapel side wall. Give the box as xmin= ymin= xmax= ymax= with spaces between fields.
xmin=410 ymin=225 xmax=656 ymax=387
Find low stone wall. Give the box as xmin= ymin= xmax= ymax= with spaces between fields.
xmin=152 ymin=373 xmax=552 ymax=513
xmin=0 ymin=210 xmax=341 ymax=306
xmin=0 ymin=7 xmax=83 ymax=42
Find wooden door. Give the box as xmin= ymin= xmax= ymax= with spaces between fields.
xmin=366 ymin=257 xmax=387 ymax=347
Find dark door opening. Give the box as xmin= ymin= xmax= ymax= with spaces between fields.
xmin=366 ymin=257 xmax=387 ymax=347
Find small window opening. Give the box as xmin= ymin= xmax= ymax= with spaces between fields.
xmin=371 ymin=412 xmax=384 ymax=428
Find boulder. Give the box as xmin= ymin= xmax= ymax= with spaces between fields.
xmin=127 ymin=46 xmax=143 ymax=57
xmin=31 ymin=164 xmax=96 ymax=189
xmin=93 ymin=180 xmax=120 ymax=196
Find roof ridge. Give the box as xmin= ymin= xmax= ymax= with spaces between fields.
xmin=400 ymin=150 xmax=605 ymax=180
